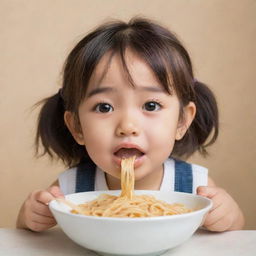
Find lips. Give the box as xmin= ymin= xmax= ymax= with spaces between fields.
xmin=113 ymin=143 xmax=145 ymax=164
xmin=114 ymin=148 xmax=144 ymax=159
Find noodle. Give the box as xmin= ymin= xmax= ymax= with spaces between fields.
xmin=120 ymin=156 xmax=135 ymax=199
xmin=71 ymin=156 xmax=192 ymax=217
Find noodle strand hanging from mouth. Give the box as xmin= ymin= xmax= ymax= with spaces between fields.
xmin=71 ymin=156 xmax=192 ymax=217
xmin=120 ymin=156 xmax=135 ymax=199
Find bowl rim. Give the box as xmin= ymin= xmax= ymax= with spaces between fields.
xmin=49 ymin=190 xmax=212 ymax=222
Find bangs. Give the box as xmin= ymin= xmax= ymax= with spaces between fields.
xmin=116 ymin=30 xmax=174 ymax=94
xmin=63 ymin=18 xmax=195 ymax=112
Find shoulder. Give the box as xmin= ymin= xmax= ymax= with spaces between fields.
xmin=190 ymin=162 xmax=208 ymax=193
xmin=191 ymin=162 xmax=208 ymax=176
xmin=170 ymin=158 xmax=208 ymax=194
xmin=58 ymin=167 xmax=77 ymax=195
xmin=59 ymin=167 xmax=77 ymax=180
xmin=171 ymin=158 xmax=208 ymax=176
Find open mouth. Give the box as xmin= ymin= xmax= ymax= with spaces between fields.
xmin=114 ymin=148 xmax=144 ymax=159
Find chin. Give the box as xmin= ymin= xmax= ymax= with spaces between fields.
xmin=134 ymin=170 xmax=151 ymax=182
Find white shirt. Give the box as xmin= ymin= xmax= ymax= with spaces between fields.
xmin=58 ymin=158 xmax=208 ymax=195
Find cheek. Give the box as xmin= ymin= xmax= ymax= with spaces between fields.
xmin=151 ymin=113 xmax=178 ymax=137
xmin=82 ymin=129 xmax=109 ymax=167
xmin=82 ymin=129 xmax=116 ymax=176
xmin=146 ymin=114 xmax=178 ymax=150
xmin=80 ymin=118 xmax=111 ymax=156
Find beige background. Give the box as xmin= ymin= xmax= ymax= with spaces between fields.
xmin=1 ymin=0 xmax=255 ymax=229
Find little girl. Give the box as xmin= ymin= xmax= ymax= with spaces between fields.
xmin=17 ymin=17 xmax=244 ymax=232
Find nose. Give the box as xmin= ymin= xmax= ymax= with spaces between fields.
xmin=115 ymin=115 xmax=140 ymax=137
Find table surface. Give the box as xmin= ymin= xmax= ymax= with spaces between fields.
xmin=0 ymin=228 xmax=255 ymax=256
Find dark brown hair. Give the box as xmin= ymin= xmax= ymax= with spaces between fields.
xmin=35 ymin=17 xmax=219 ymax=167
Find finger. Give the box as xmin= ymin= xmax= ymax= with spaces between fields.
xmin=205 ymin=214 xmax=233 ymax=232
xmin=208 ymin=191 xmax=227 ymax=212
xmin=32 ymin=200 xmax=54 ymax=217
xmin=197 ymin=186 xmax=219 ymax=199
xmin=29 ymin=220 xmax=56 ymax=232
xmin=198 ymin=187 xmax=231 ymax=213
xmin=203 ymin=199 xmax=234 ymax=232
xmin=203 ymin=203 xmax=224 ymax=227
xmin=35 ymin=190 xmax=56 ymax=205
xmin=47 ymin=186 xmax=64 ymax=198
xmin=30 ymin=212 xmax=57 ymax=225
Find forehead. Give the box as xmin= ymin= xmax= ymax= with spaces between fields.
xmin=87 ymin=49 xmax=163 ymax=91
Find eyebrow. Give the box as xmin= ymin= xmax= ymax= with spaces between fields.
xmin=86 ymin=86 xmax=166 ymax=98
xmin=86 ymin=87 xmax=116 ymax=98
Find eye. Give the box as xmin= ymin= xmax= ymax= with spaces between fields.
xmin=143 ymin=101 xmax=162 ymax=111
xmin=94 ymin=103 xmax=113 ymax=113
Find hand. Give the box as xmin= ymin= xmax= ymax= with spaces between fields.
xmin=16 ymin=186 xmax=64 ymax=232
xmin=197 ymin=186 xmax=244 ymax=232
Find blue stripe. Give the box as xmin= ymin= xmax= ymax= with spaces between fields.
xmin=174 ymin=159 xmax=193 ymax=193
xmin=75 ymin=160 xmax=96 ymax=193
xmin=75 ymin=158 xmax=192 ymax=193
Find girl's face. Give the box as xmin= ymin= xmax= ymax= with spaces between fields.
xmin=65 ymin=50 xmax=195 ymax=190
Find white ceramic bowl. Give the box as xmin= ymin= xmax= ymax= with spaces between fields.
xmin=49 ymin=190 xmax=212 ymax=256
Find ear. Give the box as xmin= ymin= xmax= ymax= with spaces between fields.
xmin=64 ymin=111 xmax=85 ymax=145
xmin=175 ymin=102 xmax=196 ymax=140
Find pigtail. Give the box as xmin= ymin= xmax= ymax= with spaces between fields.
xmin=190 ymin=80 xmax=219 ymax=156
xmin=35 ymin=91 xmax=86 ymax=167
xmin=172 ymin=80 xmax=219 ymax=159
